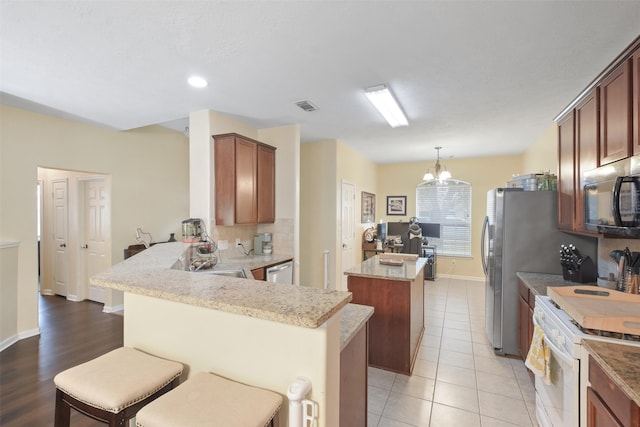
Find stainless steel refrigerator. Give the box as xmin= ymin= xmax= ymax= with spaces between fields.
xmin=480 ymin=188 xmax=597 ymax=356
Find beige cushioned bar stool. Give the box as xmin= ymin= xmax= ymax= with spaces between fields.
xmin=136 ymin=372 xmax=283 ymax=427
xmin=53 ymin=347 xmax=183 ymax=427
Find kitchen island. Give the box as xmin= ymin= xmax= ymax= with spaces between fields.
xmin=91 ymin=242 xmax=353 ymax=427
xmin=344 ymin=254 xmax=426 ymax=375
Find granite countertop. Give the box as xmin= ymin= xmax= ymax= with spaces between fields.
xmin=340 ymin=303 xmax=374 ymax=351
xmin=582 ymin=339 xmax=640 ymax=407
xmin=90 ymin=242 xmax=352 ymax=329
xmin=344 ymin=255 xmax=427 ymax=281
xmin=516 ymin=272 xmax=597 ymax=297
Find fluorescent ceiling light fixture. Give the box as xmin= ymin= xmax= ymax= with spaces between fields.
xmin=188 ymin=76 xmax=208 ymax=88
xmin=365 ymin=84 xmax=408 ymax=128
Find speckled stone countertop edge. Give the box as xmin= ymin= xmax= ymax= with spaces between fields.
xmin=344 ymin=255 xmax=428 ymax=281
xmin=91 ymin=242 xmax=352 ymax=329
xmin=582 ymin=339 xmax=640 ymax=407
xmin=516 ymin=272 xmax=597 ymax=297
xmin=340 ymin=304 xmax=374 ymax=351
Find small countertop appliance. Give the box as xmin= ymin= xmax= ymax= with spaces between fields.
xmin=254 ymin=233 xmax=272 ymax=255
xmin=182 ymin=218 xmax=203 ymax=243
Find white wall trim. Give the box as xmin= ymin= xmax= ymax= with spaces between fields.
xmin=0 ymin=241 xmax=20 ymax=249
xmin=18 ymin=327 xmax=41 ymax=339
xmin=1 ymin=327 xmax=42 ymax=352
xmin=0 ymin=335 xmax=18 ymax=352
xmin=40 ymin=289 xmax=55 ymax=296
xmin=103 ymin=304 xmax=124 ymax=314
xmin=66 ymin=294 xmax=81 ymax=302
xmin=436 ymin=273 xmax=484 ymax=282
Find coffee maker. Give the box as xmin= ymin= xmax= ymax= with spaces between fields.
xmin=182 ymin=218 xmax=203 ymax=243
xmin=253 ymin=233 xmax=272 ymax=255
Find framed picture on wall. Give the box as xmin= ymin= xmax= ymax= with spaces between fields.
xmin=361 ymin=191 xmax=375 ymax=223
xmin=386 ymin=195 xmax=406 ymax=216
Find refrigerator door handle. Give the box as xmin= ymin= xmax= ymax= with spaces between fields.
xmin=481 ymin=216 xmax=489 ymax=276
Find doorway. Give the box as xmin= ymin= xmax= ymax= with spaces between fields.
xmin=340 ymin=180 xmax=356 ymax=291
xmin=38 ymin=167 xmax=111 ymax=303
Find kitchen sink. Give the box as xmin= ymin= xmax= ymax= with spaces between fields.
xmin=171 ymin=247 xmax=252 ymax=279
xmin=201 ymin=269 xmax=248 ymax=279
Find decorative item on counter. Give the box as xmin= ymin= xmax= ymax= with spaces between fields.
xmin=190 ymin=241 xmax=218 ymax=271
xmin=168 ymin=233 xmax=177 ymax=242
xmin=135 ymin=228 xmax=152 ymax=248
xmin=559 ymin=244 xmax=597 ymax=283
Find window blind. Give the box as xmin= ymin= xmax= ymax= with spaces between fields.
xmin=416 ymin=180 xmax=472 ymax=257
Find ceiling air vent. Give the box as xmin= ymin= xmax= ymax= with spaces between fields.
xmin=294 ymin=100 xmax=319 ymax=112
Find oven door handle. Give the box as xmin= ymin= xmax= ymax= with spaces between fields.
xmin=532 ymin=316 xmax=573 ymax=366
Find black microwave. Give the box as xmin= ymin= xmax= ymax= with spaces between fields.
xmin=583 ymin=155 xmax=640 ymax=237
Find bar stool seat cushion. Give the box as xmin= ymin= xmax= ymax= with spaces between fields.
xmin=54 ymin=347 xmax=183 ymax=414
xmin=136 ymin=372 xmax=283 ymax=427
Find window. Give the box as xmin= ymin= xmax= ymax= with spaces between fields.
xmin=416 ymin=180 xmax=472 ymax=257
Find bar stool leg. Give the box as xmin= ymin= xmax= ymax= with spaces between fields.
xmin=54 ymin=389 xmax=71 ymax=427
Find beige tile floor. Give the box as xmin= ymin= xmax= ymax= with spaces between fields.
xmin=367 ymin=277 xmax=539 ymax=427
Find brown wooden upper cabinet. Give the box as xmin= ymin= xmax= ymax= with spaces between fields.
xmin=634 ymin=50 xmax=640 ymax=155
xmin=555 ymin=36 xmax=639 ymax=235
xmin=575 ymin=88 xmax=600 ymax=234
xmin=600 ymin=58 xmax=633 ymax=165
xmin=557 ymin=111 xmax=576 ymax=232
xmin=213 ymin=133 xmax=276 ymax=226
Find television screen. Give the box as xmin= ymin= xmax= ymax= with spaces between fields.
xmin=420 ymin=223 xmax=441 ymax=238
xmin=387 ymin=222 xmax=409 ymax=237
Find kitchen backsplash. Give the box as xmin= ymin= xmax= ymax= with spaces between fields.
xmin=209 ymin=218 xmax=294 ymax=256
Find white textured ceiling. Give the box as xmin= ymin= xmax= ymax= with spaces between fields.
xmin=1 ymin=1 xmax=639 ymax=164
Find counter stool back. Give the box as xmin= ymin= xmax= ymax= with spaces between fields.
xmin=53 ymin=347 xmax=183 ymax=427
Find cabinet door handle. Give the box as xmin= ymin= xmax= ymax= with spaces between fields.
xmin=81 ymin=244 xmax=88 ymax=249
xmin=60 ymin=243 xmax=66 ymax=248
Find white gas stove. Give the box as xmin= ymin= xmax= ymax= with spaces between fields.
xmin=533 ymin=294 xmax=640 ymax=427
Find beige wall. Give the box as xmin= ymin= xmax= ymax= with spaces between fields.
xmin=522 ymin=123 xmax=558 ymax=174
xmin=300 ymin=140 xmax=339 ymax=290
xmin=0 ymin=105 xmax=189 ymax=338
xmin=300 ymin=140 xmax=377 ymax=290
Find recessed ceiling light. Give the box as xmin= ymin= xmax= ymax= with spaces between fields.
xmin=188 ymin=76 xmax=208 ymax=88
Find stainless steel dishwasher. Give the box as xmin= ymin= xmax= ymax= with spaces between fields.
xmin=266 ymin=261 xmax=293 ymax=284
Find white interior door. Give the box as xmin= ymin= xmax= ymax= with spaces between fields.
xmin=52 ymin=179 xmax=68 ymax=296
xmin=341 ymin=181 xmax=356 ymax=291
xmin=83 ymin=178 xmax=110 ymax=303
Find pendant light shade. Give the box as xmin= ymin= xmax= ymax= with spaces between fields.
xmin=423 ymin=147 xmax=452 ymax=182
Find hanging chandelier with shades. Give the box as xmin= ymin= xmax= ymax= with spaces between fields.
xmin=423 ymin=146 xmax=452 ymax=182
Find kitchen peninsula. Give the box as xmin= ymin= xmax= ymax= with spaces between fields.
xmin=90 ymin=242 xmax=355 ymax=427
xmin=344 ymin=254 xmax=426 ymax=375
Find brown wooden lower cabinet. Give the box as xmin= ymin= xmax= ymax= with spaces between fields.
xmin=251 ymin=267 xmax=265 ymax=281
xmin=340 ymin=322 xmax=368 ymax=426
xmin=517 ymin=280 xmax=535 ymax=362
xmin=347 ymin=273 xmax=424 ymax=375
xmin=588 ymin=355 xmax=640 ymax=427
xmin=587 ymin=388 xmax=624 ymax=427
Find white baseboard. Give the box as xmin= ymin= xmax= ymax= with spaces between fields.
xmin=40 ymin=289 xmax=54 ymax=296
xmin=67 ymin=294 xmax=81 ymax=302
xmin=103 ymin=304 xmax=124 ymax=314
xmin=0 ymin=335 xmax=18 ymax=352
xmin=437 ymin=273 xmax=485 ymax=282
xmin=1 ymin=328 xmax=41 ymax=352
xmin=19 ymin=327 xmax=41 ymax=339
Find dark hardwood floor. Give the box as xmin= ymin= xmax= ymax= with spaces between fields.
xmin=0 ymin=295 xmax=123 ymax=426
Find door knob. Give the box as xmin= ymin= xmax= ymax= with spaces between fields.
xmin=60 ymin=243 xmax=66 ymax=248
